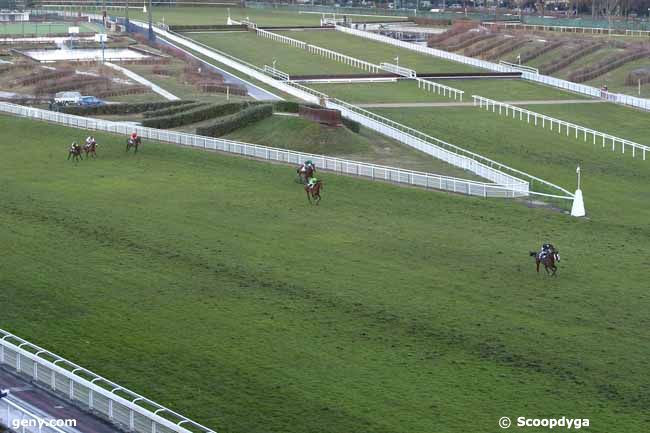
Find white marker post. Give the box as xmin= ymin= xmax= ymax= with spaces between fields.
xmin=571 ymin=165 xmax=586 ymax=217
xmin=95 ymin=33 xmax=107 ymax=63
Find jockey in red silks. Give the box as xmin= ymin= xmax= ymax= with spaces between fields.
xmin=131 ymin=131 xmax=138 ymax=142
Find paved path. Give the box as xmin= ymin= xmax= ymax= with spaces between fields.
xmin=105 ymin=62 xmax=179 ymax=101
xmin=0 ymin=368 xmax=120 ymax=433
xmin=356 ymin=99 xmax=605 ymax=108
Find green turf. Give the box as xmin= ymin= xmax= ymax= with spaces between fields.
xmin=521 ymin=102 xmax=650 ymax=144
xmin=223 ymin=114 xmax=481 ymax=178
xmin=372 ymin=106 xmax=650 ymax=224
xmin=1 ymin=114 xmax=649 ymax=433
xmin=584 ymin=57 xmax=650 ymax=98
xmin=185 ymin=31 xmax=361 ymax=75
xmin=307 ymin=79 xmax=588 ymax=103
xmin=275 ymin=29 xmax=479 ymax=74
xmin=0 ymin=21 xmax=99 ymax=35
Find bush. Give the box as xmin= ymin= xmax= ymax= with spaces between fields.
xmin=142 ymin=102 xmax=251 ymax=129
xmin=196 ymin=105 xmax=273 ymax=137
xmin=342 ymin=117 xmax=360 ymax=133
xmin=484 ymin=38 xmax=532 ymax=61
xmin=540 ymin=42 xmax=602 ymax=75
xmin=568 ymin=49 xmax=650 ymax=83
xmin=519 ymin=40 xmax=563 ymax=64
xmin=143 ymin=101 xmax=210 ymax=118
xmin=272 ymin=101 xmax=301 ymax=113
xmin=428 ymin=21 xmax=478 ymax=45
xmin=443 ymin=32 xmax=496 ymax=52
xmin=625 ymin=68 xmax=650 ymax=86
xmin=60 ymin=100 xmax=195 ymax=116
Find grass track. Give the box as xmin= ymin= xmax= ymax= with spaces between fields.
xmin=184 ymin=31 xmax=361 ymax=75
xmin=1 ymin=114 xmax=649 ymax=433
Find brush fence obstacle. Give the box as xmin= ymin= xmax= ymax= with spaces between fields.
xmin=473 ymin=96 xmax=649 ymax=160
xmin=0 ymin=328 xmax=217 ymax=433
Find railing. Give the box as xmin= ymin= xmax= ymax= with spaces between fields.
xmin=379 ymin=62 xmax=416 ymax=78
xmin=253 ymin=28 xmax=464 ymax=100
xmin=263 ymin=65 xmax=290 ymax=81
xmin=0 ymin=101 xmax=524 ymax=198
xmin=473 ymin=95 xmax=649 ymax=160
xmin=0 ymin=397 xmax=68 ymax=433
xmin=335 ymin=25 xmax=650 ymax=112
xmin=256 ymin=28 xmax=306 ymax=49
xmin=499 ymin=60 xmax=538 ymax=75
xmin=137 ymin=22 xmax=576 ymax=199
xmin=0 ymin=328 xmax=217 ymax=433
xmin=305 ymin=43 xmax=381 ymax=72
xmin=416 ymin=78 xmax=464 ymax=101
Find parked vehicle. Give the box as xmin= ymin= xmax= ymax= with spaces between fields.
xmin=78 ymin=96 xmax=106 ymax=107
xmin=54 ymin=91 xmax=82 ymax=106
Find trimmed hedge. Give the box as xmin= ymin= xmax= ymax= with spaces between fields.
xmin=540 ymin=42 xmax=602 ymax=75
xmin=342 ymin=117 xmax=361 ymax=134
xmin=519 ymin=40 xmax=563 ymax=64
xmin=60 ymin=100 xmax=195 ymax=116
xmin=568 ymin=49 xmax=650 ymax=83
xmin=143 ymin=102 xmax=210 ymax=119
xmin=196 ymin=105 xmax=273 ymax=137
xmin=142 ymin=102 xmax=251 ymax=129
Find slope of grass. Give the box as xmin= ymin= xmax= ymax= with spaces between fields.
xmin=584 ymin=57 xmax=650 ymax=98
xmin=276 ymin=29 xmax=479 ymax=74
xmin=308 ymin=78 xmax=588 ymax=103
xmin=521 ymin=102 xmax=650 ymax=144
xmin=185 ymin=31 xmax=361 ymax=75
xmin=374 ymin=106 xmax=650 ymax=225
xmin=0 ymin=114 xmax=649 ymax=433
xmin=222 ymin=114 xmax=481 ymax=178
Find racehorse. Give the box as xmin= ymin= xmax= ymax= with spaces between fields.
xmin=68 ymin=144 xmax=83 ymax=162
xmin=305 ymin=180 xmax=323 ymax=205
xmin=126 ymin=136 xmax=141 ymax=154
xmin=83 ymin=141 xmax=97 ymax=158
xmin=529 ymin=250 xmax=560 ymax=276
xmin=297 ymin=164 xmax=315 ymax=185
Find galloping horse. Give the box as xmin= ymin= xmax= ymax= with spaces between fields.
xmin=305 ymin=180 xmax=323 ymax=205
xmin=529 ymin=250 xmax=560 ymax=276
xmin=126 ymin=136 xmax=142 ymax=154
xmin=297 ymin=164 xmax=315 ymax=185
xmin=83 ymin=141 xmax=98 ymax=158
xmin=68 ymin=143 xmax=83 ymax=162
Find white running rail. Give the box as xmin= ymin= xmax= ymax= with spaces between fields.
xmin=379 ymin=62 xmax=416 ymax=78
xmin=306 ymin=44 xmax=381 ymax=72
xmin=473 ymin=95 xmax=649 ymax=160
xmin=336 ymin=25 xmax=650 ymax=111
xmin=0 ymin=328 xmax=217 ymax=433
xmin=134 ymin=23 xmax=576 ymax=198
xmin=0 ymin=101 xmax=524 ymax=197
xmin=256 ymin=28 xmax=306 ymax=48
xmin=263 ymin=65 xmax=290 ymax=81
xmin=417 ymin=78 xmax=464 ymax=101
xmin=499 ymin=60 xmax=539 ymax=75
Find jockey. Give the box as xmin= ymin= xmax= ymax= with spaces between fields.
xmin=307 ymin=177 xmax=319 ymax=189
xmin=130 ymin=131 xmax=138 ymax=142
xmin=70 ymin=141 xmax=79 ymax=151
xmin=305 ymin=160 xmax=315 ymax=171
xmin=540 ymin=243 xmax=555 ymax=258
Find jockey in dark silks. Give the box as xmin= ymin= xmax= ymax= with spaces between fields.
xmin=540 ymin=243 xmax=556 ymax=259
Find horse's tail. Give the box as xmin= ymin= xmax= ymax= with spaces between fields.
xmin=529 ymin=251 xmax=537 ymax=257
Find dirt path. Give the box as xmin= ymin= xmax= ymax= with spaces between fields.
xmin=356 ymin=99 xmax=605 ymax=108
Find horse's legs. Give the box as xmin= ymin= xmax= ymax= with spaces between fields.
xmin=315 ymin=193 xmax=321 ymax=205
xmin=536 ymin=259 xmax=540 ymax=273
xmin=134 ymin=143 xmax=138 ymax=154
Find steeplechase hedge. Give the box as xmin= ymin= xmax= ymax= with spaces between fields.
xmin=196 ymin=104 xmax=274 ymax=138
xmin=60 ymin=100 xmax=195 ymax=116
xmin=141 ymin=102 xmax=251 ymax=129
xmin=142 ymin=102 xmax=211 ymax=119
xmin=341 ymin=117 xmax=361 ymax=133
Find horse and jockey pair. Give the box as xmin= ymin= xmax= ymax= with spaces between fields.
xmin=126 ymin=132 xmax=142 ymax=153
xmin=297 ymin=160 xmax=323 ymax=205
xmin=68 ymin=136 xmax=98 ymax=161
xmin=530 ymin=243 xmax=560 ymax=276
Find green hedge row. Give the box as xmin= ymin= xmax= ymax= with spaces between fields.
xmin=142 ymin=101 xmax=210 ymax=119
xmin=342 ymin=117 xmax=361 ymax=134
xmin=141 ymin=102 xmax=252 ymax=129
xmin=60 ymin=100 xmax=195 ymax=116
xmin=196 ymin=105 xmax=273 ymax=138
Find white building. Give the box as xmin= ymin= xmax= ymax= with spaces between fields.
xmin=0 ymin=11 xmax=30 ymax=22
